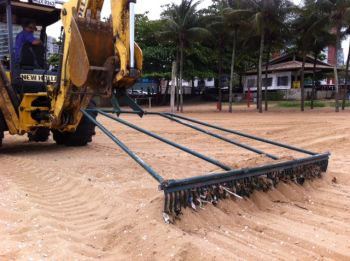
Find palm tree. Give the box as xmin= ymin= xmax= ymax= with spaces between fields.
xmin=161 ymin=0 xmax=208 ymax=112
xmin=310 ymin=32 xmax=334 ymax=109
xmin=343 ymin=40 xmax=350 ymax=110
xmin=262 ymin=12 xmax=291 ymax=111
xmin=342 ymin=26 xmax=350 ymax=110
xmin=293 ymin=0 xmax=331 ymax=111
xmin=293 ymin=4 xmax=314 ymax=112
xmin=204 ymin=0 xmax=231 ymax=112
xmin=224 ymin=2 xmax=253 ymax=113
xmin=318 ymin=0 xmax=350 ymax=112
xmin=249 ymin=0 xmax=293 ymax=113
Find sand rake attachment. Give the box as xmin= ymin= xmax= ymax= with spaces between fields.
xmin=82 ymin=109 xmax=330 ymax=223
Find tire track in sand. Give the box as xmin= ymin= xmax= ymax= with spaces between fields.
xmin=1 ymin=154 xmax=118 ymax=260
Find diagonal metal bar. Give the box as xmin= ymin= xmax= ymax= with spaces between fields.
xmin=97 ymin=109 xmax=232 ymax=171
xmin=158 ymin=112 xmax=279 ymax=160
xmin=81 ymin=109 xmax=164 ymax=183
xmin=165 ymin=113 xmax=317 ymax=156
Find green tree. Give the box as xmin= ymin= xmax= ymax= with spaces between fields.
xmin=161 ymin=0 xmax=209 ymax=112
xmin=47 ymin=53 xmax=59 ymax=67
xmin=343 ymin=34 xmax=350 ymax=110
xmin=224 ymin=0 xmax=253 ymax=112
xmin=136 ymin=14 xmax=175 ymax=78
xmin=262 ymin=4 xmax=292 ymax=111
xmin=248 ymin=0 xmax=293 ymax=113
xmin=203 ymin=0 xmax=233 ymax=111
xmin=293 ymin=1 xmax=331 ymax=111
xmin=309 ymin=29 xmax=334 ymax=109
xmin=135 ymin=13 xmax=176 ymax=104
xmin=318 ymin=0 xmax=350 ymax=112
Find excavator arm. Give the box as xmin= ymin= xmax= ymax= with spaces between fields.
xmin=52 ymin=0 xmax=142 ymax=130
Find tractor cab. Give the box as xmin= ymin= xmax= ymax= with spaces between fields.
xmin=0 ymin=0 xmax=62 ymax=93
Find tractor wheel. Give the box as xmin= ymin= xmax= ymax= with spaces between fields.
xmin=52 ymin=101 xmax=97 ymax=147
xmin=0 ymin=112 xmax=6 ymax=147
xmin=52 ymin=130 xmax=65 ymax=145
xmin=28 ymin=128 xmax=50 ymax=142
xmin=0 ymin=131 xmax=3 ymax=147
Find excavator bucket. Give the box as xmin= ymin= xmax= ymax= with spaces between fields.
xmin=82 ymin=109 xmax=330 ymax=222
xmin=68 ymin=13 xmax=115 ymax=93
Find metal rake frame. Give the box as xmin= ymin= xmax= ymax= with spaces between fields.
xmin=82 ymin=108 xmax=330 ymax=214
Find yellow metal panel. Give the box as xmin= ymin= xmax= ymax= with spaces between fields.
xmin=68 ymin=15 xmax=91 ymax=87
xmin=52 ymin=0 xmax=78 ymax=124
xmin=135 ymin=43 xmax=143 ymax=71
xmin=18 ymin=93 xmax=51 ymax=133
xmin=111 ymin=0 xmax=143 ymax=86
xmin=52 ymin=0 xmax=143 ymax=130
xmin=5 ymin=71 xmax=11 ymax=80
xmin=0 ymin=64 xmax=19 ymax=134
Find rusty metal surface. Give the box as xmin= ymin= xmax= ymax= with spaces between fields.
xmin=69 ymin=14 xmax=115 ymax=90
xmin=68 ymin=16 xmax=91 ymax=88
xmin=52 ymin=0 xmax=143 ymax=131
xmin=75 ymin=17 xmax=114 ymax=67
xmin=0 ymin=64 xmax=19 ymax=134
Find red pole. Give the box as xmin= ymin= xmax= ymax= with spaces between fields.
xmin=247 ymin=87 xmax=251 ymax=108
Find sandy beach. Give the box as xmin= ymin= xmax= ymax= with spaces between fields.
xmin=0 ymin=104 xmax=349 ymax=260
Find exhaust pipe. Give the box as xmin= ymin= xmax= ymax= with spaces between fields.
xmin=129 ymin=0 xmax=136 ymax=69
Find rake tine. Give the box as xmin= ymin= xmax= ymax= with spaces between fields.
xmin=169 ymin=193 xmax=174 ymax=213
xmin=221 ymin=186 xmax=243 ymax=200
xmin=183 ymin=190 xmax=189 ymax=209
xmin=164 ymin=193 xmax=170 ymax=214
xmin=175 ymin=191 xmax=182 ymax=217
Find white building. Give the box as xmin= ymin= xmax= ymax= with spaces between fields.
xmin=244 ymin=53 xmax=334 ymax=92
xmin=46 ymin=36 xmax=59 ymax=56
xmin=245 ymin=72 xmax=291 ymax=91
xmin=0 ymin=22 xmax=22 ymax=58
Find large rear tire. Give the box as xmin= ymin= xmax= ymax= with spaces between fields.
xmin=52 ymin=102 xmax=97 ymax=147
xmin=0 ymin=112 xmax=6 ymax=147
xmin=0 ymin=130 xmax=3 ymax=147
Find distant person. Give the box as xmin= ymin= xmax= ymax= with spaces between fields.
xmin=14 ymin=21 xmax=42 ymax=65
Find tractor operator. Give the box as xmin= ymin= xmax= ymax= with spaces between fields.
xmin=14 ymin=21 xmax=42 ymax=65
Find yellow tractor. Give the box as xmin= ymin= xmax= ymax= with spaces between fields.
xmin=0 ymin=0 xmax=142 ymax=146
xmin=0 ymin=0 xmax=329 ymax=220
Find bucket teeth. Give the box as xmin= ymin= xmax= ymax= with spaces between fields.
xmin=163 ymin=161 xmax=326 ymax=220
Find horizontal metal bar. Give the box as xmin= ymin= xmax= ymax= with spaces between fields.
xmin=158 ymin=113 xmax=279 ymax=160
xmin=161 ymin=153 xmax=330 ymax=193
xmin=97 ymin=110 xmax=232 ymax=171
xmin=81 ymin=110 xmax=164 ymax=184
xmin=85 ymin=109 xmax=143 ymax=115
xmin=166 ymin=113 xmax=317 ymax=156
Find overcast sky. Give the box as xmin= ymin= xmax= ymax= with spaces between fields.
xmin=47 ymin=0 xmax=349 ymax=60
xmin=47 ymin=0 xmax=212 ymax=36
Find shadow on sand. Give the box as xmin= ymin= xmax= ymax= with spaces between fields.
xmin=0 ymin=140 xmax=76 ymax=156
